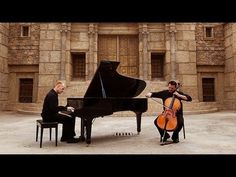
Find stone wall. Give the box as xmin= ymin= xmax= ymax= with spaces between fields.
xmin=195 ymin=23 xmax=225 ymax=109
xmin=8 ymin=23 xmax=40 ymax=65
xmin=143 ymin=23 xmax=199 ymax=116
xmin=175 ymin=23 xmax=198 ymax=100
xmin=3 ymin=22 xmax=236 ymax=115
xmin=0 ymin=23 xmax=9 ymax=110
xmin=195 ymin=23 xmax=225 ymax=66
xmin=223 ymin=23 xmax=236 ymax=109
xmin=5 ymin=23 xmax=40 ymax=111
xmin=38 ymin=23 xmax=63 ymax=105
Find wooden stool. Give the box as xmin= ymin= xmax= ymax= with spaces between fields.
xmin=36 ymin=119 xmax=58 ymax=148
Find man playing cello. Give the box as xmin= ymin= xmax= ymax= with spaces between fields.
xmin=146 ymin=80 xmax=192 ymax=144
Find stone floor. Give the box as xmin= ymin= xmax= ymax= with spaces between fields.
xmin=0 ymin=110 xmax=235 ymax=154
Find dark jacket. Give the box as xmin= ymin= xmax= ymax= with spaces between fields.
xmin=41 ymin=89 xmax=67 ymax=121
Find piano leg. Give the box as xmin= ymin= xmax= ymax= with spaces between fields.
xmin=85 ymin=118 xmax=92 ymax=144
xmin=135 ymin=112 xmax=142 ymax=135
xmin=79 ymin=118 xmax=85 ymax=141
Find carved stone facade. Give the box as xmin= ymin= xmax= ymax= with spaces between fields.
xmin=0 ymin=22 xmax=236 ymax=115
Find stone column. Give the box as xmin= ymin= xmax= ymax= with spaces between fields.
xmin=60 ymin=23 xmax=68 ymax=81
xmin=88 ymin=23 xmax=96 ymax=79
xmin=139 ymin=24 xmax=149 ymax=80
xmin=169 ymin=23 xmax=177 ymax=80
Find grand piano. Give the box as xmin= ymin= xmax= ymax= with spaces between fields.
xmin=67 ymin=60 xmax=148 ymax=144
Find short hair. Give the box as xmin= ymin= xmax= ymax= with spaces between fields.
xmin=168 ymin=80 xmax=177 ymax=87
xmin=54 ymin=81 xmax=65 ymax=87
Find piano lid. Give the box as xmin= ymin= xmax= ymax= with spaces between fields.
xmin=84 ymin=60 xmax=146 ymax=98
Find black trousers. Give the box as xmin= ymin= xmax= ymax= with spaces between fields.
xmin=154 ymin=114 xmax=183 ymax=140
xmin=44 ymin=113 xmax=76 ymax=139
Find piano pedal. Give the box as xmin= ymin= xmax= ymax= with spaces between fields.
xmin=114 ymin=132 xmax=134 ymax=136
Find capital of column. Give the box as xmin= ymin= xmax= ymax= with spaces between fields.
xmin=88 ymin=30 xmax=95 ymax=35
xmin=88 ymin=23 xmax=97 ymax=34
xmin=60 ymin=23 xmax=70 ymax=33
xmin=61 ymin=29 xmax=68 ymax=32
xmin=138 ymin=24 xmax=149 ymax=35
xmin=141 ymin=31 xmax=149 ymax=35
xmin=169 ymin=23 xmax=177 ymax=33
xmin=169 ymin=29 xmax=177 ymax=33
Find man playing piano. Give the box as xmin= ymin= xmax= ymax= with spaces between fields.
xmin=41 ymin=81 xmax=79 ymax=143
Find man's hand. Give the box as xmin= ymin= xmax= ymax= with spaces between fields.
xmin=173 ymin=91 xmax=187 ymax=100
xmin=67 ymin=106 xmax=75 ymax=112
xmin=173 ymin=91 xmax=180 ymax=97
xmin=145 ymin=92 xmax=152 ymax=98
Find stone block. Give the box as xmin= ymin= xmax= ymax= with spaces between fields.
xmin=182 ymin=75 xmax=197 ymax=86
xmin=177 ymin=41 xmax=189 ymax=50
xmin=189 ymin=52 xmax=196 ymax=63
xmin=188 ymin=41 xmax=196 ymax=51
xmin=52 ymin=40 xmax=61 ymax=50
xmin=225 ymin=46 xmax=233 ymax=59
xmin=40 ymin=24 xmax=48 ymax=30
xmin=176 ymin=51 xmax=190 ymax=63
xmin=225 ymin=58 xmax=234 ymax=73
xmin=71 ymin=41 xmax=89 ymax=50
xmin=0 ymin=45 xmax=8 ymax=58
xmin=79 ymin=32 xmax=89 ymax=42
xmin=148 ymin=42 xmax=165 ymax=50
xmin=48 ymin=23 xmax=61 ymax=30
xmin=182 ymin=31 xmax=195 ymax=40
xmin=46 ymin=30 xmax=56 ymax=39
xmin=39 ymin=51 xmax=50 ymax=62
xmin=39 ymin=40 xmax=53 ymax=50
xmin=38 ymin=75 xmax=58 ymax=87
xmin=39 ymin=63 xmax=60 ymax=74
xmin=40 ymin=31 xmax=47 ymax=39
xmin=176 ymin=23 xmax=196 ymax=31
xmin=225 ymin=36 xmax=232 ymax=47
xmin=71 ymin=32 xmax=80 ymax=41
xmin=178 ymin=63 xmax=197 ymax=74
xmin=165 ymin=41 xmax=170 ymax=50
xmin=50 ymin=51 xmax=61 ymax=62
xmin=54 ymin=31 xmax=61 ymax=40
xmin=149 ymin=33 xmax=165 ymax=41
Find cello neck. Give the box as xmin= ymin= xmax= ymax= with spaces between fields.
xmin=168 ymin=94 xmax=176 ymax=109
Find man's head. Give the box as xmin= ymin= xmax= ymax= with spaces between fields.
xmin=168 ymin=80 xmax=177 ymax=93
xmin=54 ymin=81 xmax=65 ymax=94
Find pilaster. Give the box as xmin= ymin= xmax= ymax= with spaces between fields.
xmin=139 ymin=24 xmax=149 ymax=79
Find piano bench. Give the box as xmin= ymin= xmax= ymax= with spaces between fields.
xmin=36 ymin=119 xmax=58 ymax=148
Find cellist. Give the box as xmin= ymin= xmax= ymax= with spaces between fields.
xmin=146 ymin=80 xmax=192 ymax=143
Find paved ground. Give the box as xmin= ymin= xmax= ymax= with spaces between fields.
xmin=0 ymin=110 xmax=235 ymax=154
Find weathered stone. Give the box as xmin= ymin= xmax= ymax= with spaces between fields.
xmin=178 ymin=63 xmax=197 ymax=74
xmin=50 ymin=51 xmax=61 ymax=62
xmin=39 ymin=63 xmax=60 ymax=74
xmin=176 ymin=51 xmax=190 ymax=63
xmin=1 ymin=23 xmax=236 ymax=115
xmin=40 ymin=40 xmax=53 ymax=50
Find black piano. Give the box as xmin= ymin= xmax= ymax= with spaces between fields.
xmin=67 ymin=60 xmax=148 ymax=144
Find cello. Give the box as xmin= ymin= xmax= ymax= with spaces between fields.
xmin=156 ymin=93 xmax=181 ymax=131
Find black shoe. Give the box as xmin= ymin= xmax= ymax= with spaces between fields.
xmin=171 ymin=133 xmax=179 ymax=143
xmin=161 ymin=133 xmax=170 ymax=142
xmin=60 ymin=137 xmax=68 ymax=142
xmin=172 ymin=138 xmax=179 ymax=143
xmin=66 ymin=138 xmax=80 ymax=143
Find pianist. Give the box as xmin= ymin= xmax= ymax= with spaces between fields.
xmin=41 ymin=81 xmax=79 ymax=143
